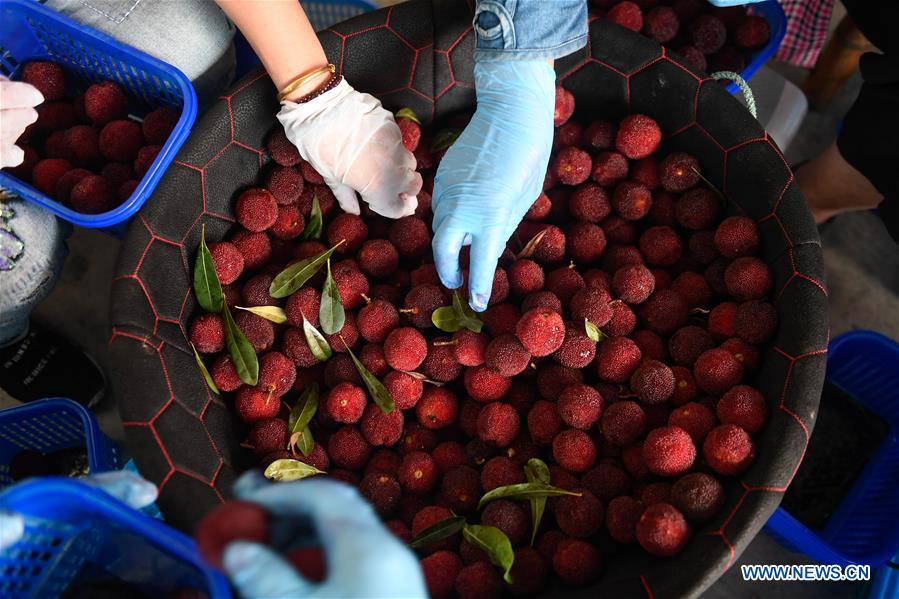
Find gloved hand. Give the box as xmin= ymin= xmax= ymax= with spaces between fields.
xmin=706 ymin=0 xmax=765 ymax=6
xmin=432 ymin=60 xmax=555 ymax=311
xmin=0 ymin=76 xmax=43 ymax=168
xmin=278 ymin=79 xmax=422 ymax=219
xmin=222 ymin=471 xmax=427 ymax=599
xmin=0 ymin=470 xmax=158 ymax=551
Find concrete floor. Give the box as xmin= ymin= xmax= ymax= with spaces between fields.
xmin=3 ymin=3 xmax=897 ymax=595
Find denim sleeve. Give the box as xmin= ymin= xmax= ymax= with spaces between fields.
xmin=474 ymin=0 xmax=588 ymax=62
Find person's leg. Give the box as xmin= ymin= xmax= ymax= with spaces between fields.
xmin=0 ymin=198 xmax=104 ymax=406
xmin=795 ymin=141 xmax=884 ymax=225
xmin=44 ymin=0 xmax=237 ymax=106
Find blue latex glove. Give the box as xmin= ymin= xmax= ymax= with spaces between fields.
xmin=706 ymin=0 xmax=765 ymax=6
xmin=223 ymin=471 xmax=427 ymax=599
xmin=0 ymin=470 xmax=157 ymax=551
xmin=432 ymin=60 xmax=555 ymax=312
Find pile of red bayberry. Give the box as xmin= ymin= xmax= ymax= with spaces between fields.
xmin=189 ymin=86 xmax=776 ymax=597
xmin=2 ymin=61 xmax=178 ymax=214
xmin=598 ymin=0 xmax=771 ymax=74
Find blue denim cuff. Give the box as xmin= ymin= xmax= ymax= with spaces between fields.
xmin=473 ymin=0 xmax=588 ymax=62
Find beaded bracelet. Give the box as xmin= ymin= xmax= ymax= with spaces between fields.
xmin=277 ymin=63 xmax=335 ymax=102
xmin=293 ymin=72 xmax=343 ymax=104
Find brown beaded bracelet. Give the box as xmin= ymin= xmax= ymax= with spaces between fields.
xmin=293 ymin=72 xmax=343 ymax=104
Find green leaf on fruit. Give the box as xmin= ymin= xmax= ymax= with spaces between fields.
xmin=690 ymin=166 xmax=726 ymax=204
xmin=408 ymin=515 xmax=465 ymax=549
xmin=452 ymin=291 xmax=483 ymax=333
xmin=236 ymin=305 xmax=287 ymax=324
xmin=523 ymin=458 xmax=550 ymax=545
xmin=462 ymin=524 xmax=515 ymax=584
xmin=341 ymin=337 xmax=395 ymax=414
xmin=193 ymin=224 xmax=224 ymax=313
xmin=190 ymin=342 xmax=219 ymax=395
xmin=269 ymin=240 xmax=344 ymax=298
xmin=302 ymin=316 xmax=332 ymax=362
xmin=264 ymin=458 xmax=325 ymax=481
xmin=584 ymin=319 xmax=606 ymax=343
xmin=396 ymin=107 xmax=421 ymax=124
xmin=431 ymin=305 xmax=462 ymax=332
xmin=300 ymin=192 xmax=323 ymax=240
xmin=431 ymin=128 xmax=462 ymax=152
xmin=288 ymin=383 xmax=319 ymax=439
xmin=289 ymin=427 xmax=314 ymax=457
xmin=222 ymin=305 xmax=258 ymax=385
xmin=477 ymin=482 xmax=581 ymax=510
xmin=517 ymin=229 xmax=548 ymax=260
xmin=319 ymin=259 xmax=345 ymax=335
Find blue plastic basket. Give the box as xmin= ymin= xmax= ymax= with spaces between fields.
xmin=729 ymin=1 xmax=787 ymax=93
xmin=765 ymin=331 xmax=899 ymax=568
xmin=0 ymin=478 xmax=231 ymax=599
xmin=0 ymin=0 xmax=197 ymax=229
xmin=0 ymin=398 xmax=121 ymax=489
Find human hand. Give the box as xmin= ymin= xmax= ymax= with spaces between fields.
xmin=222 ymin=471 xmax=427 ymax=599
xmin=278 ymin=79 xmax=422 ymax=219
xmin=0 ymin=76 xmax=43 ymax=168
xmin=432 ymin=60 xmax=556 ymax=311
xmin=0 ymin=470 xmax=157 ymax=551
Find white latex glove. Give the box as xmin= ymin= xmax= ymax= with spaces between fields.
xmin=0 ymin=76 xmax=43 ymax=168
xmin=278 ymin=79 xmax=422 ymax=219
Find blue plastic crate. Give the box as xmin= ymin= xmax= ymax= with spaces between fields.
xmin=0 ymin=0 xmax=197 ymax=229
xmin=766 ymin=331 xmax=899 ymax=568
xmin=0 ymin=477 xmax=230 ymax=599
xmin=728 ymin=1 xmax=787 ymax=93
xmin=0 ymin=398 xmax=121 ymax=489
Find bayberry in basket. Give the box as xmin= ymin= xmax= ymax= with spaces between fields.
xmin=84 ymin=81 xmax=129 ymax=125
xmin=689 ymin=14 xmax=727 ymax=55
xmin=670 ymin=472 xmax=725 ymax=523
xmin=734 ymin=300 xmax=777 ymax=344
xmin=554 ymin=86 xmax=575 ymax=127
xmin=196 ymin=501 xmax=269 ymax=568
xmin=735 ymin=15 xmax=771 ymax=50
xmin=592 ymin=151 xmax=629 ymax=187
xmin=615 ymin=114 xmax=661 ymax=160
xmin=456 ymin=561 xmax=502 ymax=599
xmin=636 ymin=503 xmax=691 ymax=557
xmin=552 ymin=538 xmax=602 ymax=586
xmin=248 ymin=418 xmax=288 ymax=457
xmin=643 ymin=7 xmax=680 ymax=43
xmin=552 ymin=429 xmax=596 ymax=473
xmin=643 ymin=425 xmax=696 ymax=476
xmin=694 ymin=347 xmax=744 ymax=395
xmin=208 ymin=241 xmax=244 ymax=285
xmin=717 ymin=385 xmax=767 ymax=434
xmin=22 ymin=61 xmax=66 ymax=101
xmin=32 ymin=158 xmax=72 ymax=196
xmin=69 ymin=174 xmax=116 ymax=214
xmin=515 ymin=308 xmax=565 ymax=357
xmin=607 ymin=1 xmax=643 ymax=32
xmin=703 ymin=424 xmax=756 ymax=476
xmin=384 ymin=327 xmax=427 ymax=371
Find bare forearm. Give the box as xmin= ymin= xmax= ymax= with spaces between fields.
xmin=215 ymin=0 xmax=328 ymax=98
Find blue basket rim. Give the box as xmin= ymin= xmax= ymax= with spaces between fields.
xmin=0 ymin=476 xmax=231 ymax=598
xmin=0 ymin=0 xmax=198 ymax=228
xmin=724 ymin=1 xmax=787 ymax=94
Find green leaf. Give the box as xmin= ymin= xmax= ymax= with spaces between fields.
xmin=288 ymin=383 xmax=319 ymax=436
xmin=236 ymin=305 xmax=287 ymax=324
xmin=452 ymin=290 xmax=483 ymax=333
xmin=584 ymin=319 xmax=607 ymax=343
xmin=300 ymin=192 xmax=323 ymax=240
xmin=408 ymin=515 xmax=465 ymax=549
xmin=431 ymin=128 xmax=462 ymax=152
xmin=190 ymin=343 xmax=219 ymax=395
xmin=222 ymin=305 xmax=259 ymax=385
xmin=431 ymin=305 xmax=462 ymax=332
xmin=462 ymin=524 xmax=515 ymax=584
xmin=289 ymin=427 xmax=314 ymax=457
xmin=342 ymin=339 xmax=395 ymax=414
xmin=302 ymin=316 xmax=332 ymax=361
xmin=691 ymin=165 xmax=726 ymax=204
xmin=264 ymin=458 xmax=325 ymax=481
xmin=395 ymin=107 xmax=421 ymax=124
xmin=477 ymin=482 xmax=581 ymax=510
xmin=193 ymin=224 xmax=224 ymax=313
xmin=269 ymin=240 xmax=344 ymax=298
xmin=319 ymin=259 xmax=345 ymax=335
xmin=523 ymin=459 xmax=550 ymax=545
